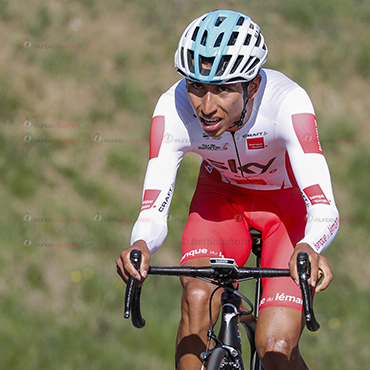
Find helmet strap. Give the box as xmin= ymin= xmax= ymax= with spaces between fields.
xmin=228 ymin=81 xmax=250 ymax=129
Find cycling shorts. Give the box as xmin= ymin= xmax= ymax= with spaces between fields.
xmin=181 ymin=161 xmax=308 ymax=312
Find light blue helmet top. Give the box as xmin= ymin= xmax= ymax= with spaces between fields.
xmin=175 ymin=10 xmax=268 ymax=84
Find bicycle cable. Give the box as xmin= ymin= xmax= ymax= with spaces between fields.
xmin=197 ymin=276 xmax=254 ymax=316
xmin=202 ymin=278 xmax=255 ymax=346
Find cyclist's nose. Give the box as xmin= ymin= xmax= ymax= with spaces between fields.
xmin=201 ymin=92 xmax=218 ymax=117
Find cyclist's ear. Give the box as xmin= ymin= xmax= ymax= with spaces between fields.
xmin=247 ymin=74 xmax=262 ymax=99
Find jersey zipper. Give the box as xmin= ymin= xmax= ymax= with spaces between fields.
xmin=230 ymin=131 xmax=252 ymax=183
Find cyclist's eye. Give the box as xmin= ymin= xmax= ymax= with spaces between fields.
xmin=192 ymin=83 xmax=203 ymax=89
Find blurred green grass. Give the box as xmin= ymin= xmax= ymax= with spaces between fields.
xmin=1 ymin=0 xmax=370 ymax=369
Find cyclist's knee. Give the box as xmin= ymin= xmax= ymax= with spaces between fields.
xmin=181 ymin=277 xmax=211 ymax=312
xmin=255 ymin=306 xmax=304 ymax=364
xmin=256 ymin=335 xmax=305 ymax=369
xmin=258 ymin=336 xmax=297 ymax=358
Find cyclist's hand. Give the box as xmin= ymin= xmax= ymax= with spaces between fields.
xmin=116 ymin=240 xmax=151 ymax=285
xmin=289 ymin=243 xmax=332 ymax=293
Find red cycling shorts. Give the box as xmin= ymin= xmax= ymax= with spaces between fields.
xmin=181 ymin=161 xmax=308 ymax=312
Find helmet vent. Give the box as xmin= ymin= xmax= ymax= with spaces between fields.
xmin=200 ymin=30 xmax=208 ymax=46
xmin=215 ymin=16 xmax=226 ymax=26
xmin=255 ymin=33 xmax=262 ymax=47
xmin=237 ymin=16 xmax=245 ymax=26
xmin=214 ymin=33 xmax=224 ymax=47
xmin=216 ymin=55 xmax=231 ymax=76
xmin=244 ymin=34 xmax=251 ymax=46
xmin=228 ymin=32 xmax=239 ymax=46
xmin=241 ymin=56 xmax=254 ymax=73
xmin=230 ymin=55 xmax=243 ymax=74
xmin=187 ymin=50 xmax=195 ymax=73
xmin=248 ymin=58 xmax=260 ymax=72
xmin=199 ymin=56 xmax=215 ymax=76
xmin=180 ymin=47 xmax=185 ymax=68
xmin=192 ymin=27 xmax=200 ymax=41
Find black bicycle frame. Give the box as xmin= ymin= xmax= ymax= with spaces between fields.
xmin=201 ymin=233 xmax=265 ymax=370
xmin=200 ymin=285 xmax=246 ymax=369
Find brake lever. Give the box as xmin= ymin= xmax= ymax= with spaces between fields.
xmin=123 ymin=249 xmax=146 ymax=328
xmin=297 ymin=252 xmax=320 ymax=332
xmin=124 ymin=249 xmax=142 ymax=319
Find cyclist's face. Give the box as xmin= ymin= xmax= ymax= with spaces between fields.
xmin=186 ymin=81 xmax=245 ymax=137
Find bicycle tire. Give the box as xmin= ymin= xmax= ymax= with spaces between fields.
xmin=207 ymin=347 xmax=235 ymax=370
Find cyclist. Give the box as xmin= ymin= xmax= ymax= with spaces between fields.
xmin=116 ymin=9 xmax=339 ymax=370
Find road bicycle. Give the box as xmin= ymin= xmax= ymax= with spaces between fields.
xmin=123 ymin=230 xmax=319 ymax=370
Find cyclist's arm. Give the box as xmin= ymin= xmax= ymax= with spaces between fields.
xmin=130 ymin=86 xmax=192 ymax=254
xmin=117 ymin=82 xmax=193 ymax=282
xmin=277 ymin=88 xmax=339 ymax=289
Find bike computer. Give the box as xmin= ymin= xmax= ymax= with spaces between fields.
xmin=210 ymin=258 xmax=238 ymax=271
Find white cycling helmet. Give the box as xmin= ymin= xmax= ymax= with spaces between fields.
xmin=175 ymin=10 xmax=268 ymax=84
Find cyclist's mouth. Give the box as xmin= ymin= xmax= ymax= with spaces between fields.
xmin=200 ymin=117 xmax=222 ymax=131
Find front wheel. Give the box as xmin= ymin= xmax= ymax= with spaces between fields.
xmin=207 ymin=347 xmax=235 ymax=370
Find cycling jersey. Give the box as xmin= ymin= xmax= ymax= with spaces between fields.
xmin=131 ymin=69 xmax=339 ymax=257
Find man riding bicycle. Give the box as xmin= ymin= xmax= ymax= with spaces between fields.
xmin=116 ymin=9 xmax=339 ymax=370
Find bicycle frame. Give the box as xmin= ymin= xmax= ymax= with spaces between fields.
xmin=200 ymin=284 xmax=246 ymax=369
xmin=201 ymin=233 xmax=265 ymax=370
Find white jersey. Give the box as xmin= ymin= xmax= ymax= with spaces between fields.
xmin=131 ymin=69 xmax=339 ymax=254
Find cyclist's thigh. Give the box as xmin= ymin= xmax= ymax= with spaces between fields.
xmin=259 ymin=220 xmax=304 ymax=312
xmin=179 ymin=258 xmax=223 ymax=323
xmin=246 ymin=187 xmax=307 ymax=312
xmin=181 ymin=179 xmax=252 ymax=266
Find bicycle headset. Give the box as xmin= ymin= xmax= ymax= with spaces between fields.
xmin=174 ymin=9 xmax=268 ymax=128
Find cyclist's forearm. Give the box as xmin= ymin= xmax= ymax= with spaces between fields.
xmin=285 ymin=150 xmax=339 ymax=253
xmin=298 ymin=202 xmax=339 ymax=253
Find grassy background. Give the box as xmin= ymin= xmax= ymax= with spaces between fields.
xmin=1 ymin=0 xmax=370 ymax=369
